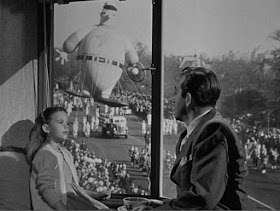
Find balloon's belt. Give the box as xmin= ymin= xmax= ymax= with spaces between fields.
xmin=76 ymin=55 xmax=124 ymax=69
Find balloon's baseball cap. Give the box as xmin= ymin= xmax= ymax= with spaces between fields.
xmin=103 ymin=0 xmax=118 ymax=11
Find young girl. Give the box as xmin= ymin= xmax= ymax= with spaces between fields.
xmin=26 ymin=107 xmax=111 ymax=210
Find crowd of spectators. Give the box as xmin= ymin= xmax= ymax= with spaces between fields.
xmin=228 ymin=114 xmax=280 ymax=173
xmin=111 ymin=90 xmax=152 ymax=118
xmin=54 ymin=87 xmax=280 ymax=192
xmin=62 ymin=139 xmax=149 ymax=195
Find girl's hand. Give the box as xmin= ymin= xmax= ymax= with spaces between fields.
xmin=97 ymin=190 xmax=111 ymax=200
xmin=148 ymin=199 xmax=164 ymax=207
xmin=132 ymin=199 xmax=164 ymax=210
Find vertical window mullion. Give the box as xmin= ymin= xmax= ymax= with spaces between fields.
xmin=150 ymin=0 xmax=163 ymax=198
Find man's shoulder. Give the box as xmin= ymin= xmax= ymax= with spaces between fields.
xmin=202 ymin=117 xmax=236 ymax=135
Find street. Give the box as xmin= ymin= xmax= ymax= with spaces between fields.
xmin=70 ymin=111 xmax=280 ymax=210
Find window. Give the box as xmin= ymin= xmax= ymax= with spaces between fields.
xmin=161 ymin=0 xmax=280 ymax=209
xmin=49 ymin=0 xmax=280 ymax=209
xmin=53 ymin=0 xmax=153 ymax=196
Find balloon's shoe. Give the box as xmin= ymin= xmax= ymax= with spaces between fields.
xmin=96 ymin=97 xmax=128 ymax=107
xmin=81 ymin=90 xmax=91 ymax=96
xmin=64 ymin=89 xmax=91 ymax=98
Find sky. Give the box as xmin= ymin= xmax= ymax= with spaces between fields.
xmin=54 ymin=0 xmax=280 ymax=57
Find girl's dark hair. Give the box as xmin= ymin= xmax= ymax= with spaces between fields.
xmin=26 ymin=107 xmax=67 ymax=164
xmin=180 ymin=67 xmax=221 ymax=107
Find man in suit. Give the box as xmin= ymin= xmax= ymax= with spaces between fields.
xmin=138 ymin=67 xmax=248 ymax=210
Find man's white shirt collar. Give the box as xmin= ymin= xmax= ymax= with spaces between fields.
xmin=180 ymin=109 xmax=212 ymax=151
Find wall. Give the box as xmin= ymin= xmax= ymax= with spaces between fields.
xmin=0 ymin=1 xmax=39 ymax=209
xmin=0 ymin=0 xmax=38 ymax=147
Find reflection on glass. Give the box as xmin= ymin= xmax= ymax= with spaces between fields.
xmin=53 ymin=0 xmax=152 ymax=196
xmin=162 ymin=1 xmax=280 ymax=209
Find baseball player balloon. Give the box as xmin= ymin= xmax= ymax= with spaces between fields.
xmin=56 ymin=0 xmax=144 ymax=106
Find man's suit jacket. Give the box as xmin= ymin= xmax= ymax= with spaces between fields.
xmin=156 ymin=109 xmax=248 ymax=210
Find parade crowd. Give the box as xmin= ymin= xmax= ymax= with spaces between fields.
xmin=229 ymin=115 xmax=279 ymax=174
xmin=53 ymin=88 xmax=280 ymax=196
xmin=62 ymin=139 xmax=149 ymax=195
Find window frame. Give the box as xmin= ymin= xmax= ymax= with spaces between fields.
xmin=39 ymin=0 xmax=165 ymax=199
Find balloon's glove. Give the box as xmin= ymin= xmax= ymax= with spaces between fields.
xmin=55 ymin=48 xmax=68 ymax=65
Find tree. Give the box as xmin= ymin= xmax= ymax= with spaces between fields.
xmin=211 ymin=54 xmax=262 ymax=97
xmin=269 ymin=30 xmax=280 ymax=78
xmin=264 ymin=29 xmax=280 ymax=104
xmin=163 ymin=55 xmax=181 ymax=98
xmin=210 ymin=51 xmax=269 ymax=119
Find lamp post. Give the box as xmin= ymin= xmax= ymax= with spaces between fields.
xmin=260 ymin=130 xmax=264 ymax=149
xmin=267 ymin=108 xmax=280 ymax=138
xmin=267 ymin=111 xmax=271 ymax=137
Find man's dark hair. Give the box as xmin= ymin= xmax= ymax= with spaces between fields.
xmin=180 ymin=67 xmax=221 ymax=107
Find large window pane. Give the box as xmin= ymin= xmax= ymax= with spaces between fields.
xmin=162 ymin=0 xmax=280 ymax=209
xmin=53 ymin=0 xmax=152 ymax=196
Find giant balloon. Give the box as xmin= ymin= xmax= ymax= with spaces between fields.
xmin=75 ymin=25 xmax=138 ymax=99
xmin=61 ymin=2 xmax=140 ymax=107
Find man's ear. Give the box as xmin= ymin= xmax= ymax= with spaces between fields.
xmin=42 ymin=124 xmax=49 ymax=134
xmin=185 ymin=93 xmax=192 ymax=107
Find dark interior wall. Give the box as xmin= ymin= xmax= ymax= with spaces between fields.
xmin=0 ymin=0 xmax=38 ymax=147
xmin=0 ymin=0 xmax=38 ymax=86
